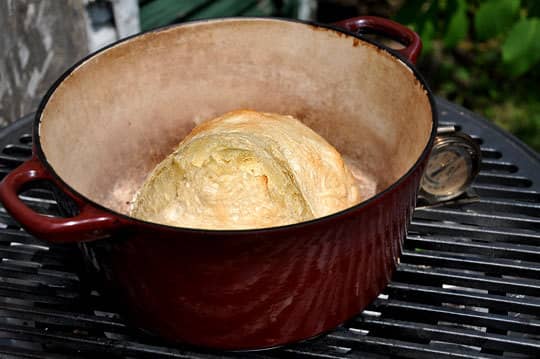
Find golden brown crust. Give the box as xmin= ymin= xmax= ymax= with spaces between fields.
xmin=130 ymin=110 xmax=361 ymax=229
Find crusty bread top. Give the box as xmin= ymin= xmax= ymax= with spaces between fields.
xmin=130 ymin=110 xmax=361 ymax=229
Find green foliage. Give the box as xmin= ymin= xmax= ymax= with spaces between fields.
xmin=444 ymin=0 xmax=468 ymax=47
xmin=395 ymin=0 xmax=539 ymax=76
xmin=394 ymin=0 xmax=540 ymax=152
xmin=502 ymin=17 xmax=540 ymax=76
xmin=475 ymin=0 xmax=520 ymax=40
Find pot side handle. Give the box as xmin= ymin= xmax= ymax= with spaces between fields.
xmin=0 ymin=158 xmax=122 ymax=243
xmin=332 ymin=16 xmax=422 ymax=64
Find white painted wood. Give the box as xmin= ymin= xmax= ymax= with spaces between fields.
xmin=111 ymin=0 xmax=141 ymax=38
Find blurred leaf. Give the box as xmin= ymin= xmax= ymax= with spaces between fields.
xmin=441 ymin=0 xmax=459 ymax=34
xmin=395 ymin=0 xmax=431 ymax=26
xmin=420 ymin=20 xmax=436 ymax=54
xmin=441 ymin=81 xmax=458 ymax=97
xmin=488 ymin=88 xmax=500 ymax=99
xmin=444 ymin=0 xmax=468 ymax=47
xmin=421 ymin=1 xmax=439 ymax=35
xmin=455 ymin=66 xmax=471 ymax=84
xmin=502 ymin=17 xmax=540 ymax=76
xmin=395 ymin=0 xmax=439 ymax=39
xmin=490 ymin=100 xmax=540 ymax=151
xmin=475 ymin=0 xmax=520 ymax=40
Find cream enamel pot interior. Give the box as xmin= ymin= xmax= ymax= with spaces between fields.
xmin=0 ymin=17 xmax=436 ymax=350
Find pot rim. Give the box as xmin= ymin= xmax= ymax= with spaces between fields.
xmin=33 ymin=16 xmax=438 ymax=236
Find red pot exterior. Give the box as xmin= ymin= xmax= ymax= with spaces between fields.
xmin=78 ymin=159 xmax=425 ymax=350
xmin=0 ymin=17 xmax=437 ymax=350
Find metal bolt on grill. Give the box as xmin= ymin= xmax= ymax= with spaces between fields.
xmin=0 ymin=98 xmax=538 ymax=358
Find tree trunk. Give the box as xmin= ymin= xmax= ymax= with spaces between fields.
xmin=0 ymin=0 xmax=88 ymax=126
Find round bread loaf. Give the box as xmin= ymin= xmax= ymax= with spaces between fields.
xmin=130 ymin=110 xmax=360 ymax=229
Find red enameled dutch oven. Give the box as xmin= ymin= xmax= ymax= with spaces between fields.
xmin=0 ymin=17 xmax=437 ymax=350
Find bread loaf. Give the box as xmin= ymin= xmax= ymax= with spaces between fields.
xmin=130 ymin=110 xmax=360 ymax=229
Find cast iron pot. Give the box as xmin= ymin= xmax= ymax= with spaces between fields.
xmin=0 ymin=17 xmax=437 ymax=350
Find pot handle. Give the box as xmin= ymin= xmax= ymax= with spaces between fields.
xmin=0 ymin=158 xmax=122 ymax=243
xmin=333 ymin=16 xmax=422 ymax=64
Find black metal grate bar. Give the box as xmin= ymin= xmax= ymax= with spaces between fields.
xmin=394 ymin=264 xmax=540 ymax=295
xmin=0 ymin=98 xmax=538 ymax=358
xmin=385 ymin=282 xmax=539 ymax=315
xmin=370 ymin=298 xmax=540 ymax=334
xmin=325 ymin=330 xmax=502 ymax=359
xmin=414 ymin=207 xmax=540 ymax=230
xmin=405 ymin=235 xmax=540 ymax=262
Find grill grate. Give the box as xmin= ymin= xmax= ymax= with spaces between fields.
xmin=0 ymin=97 xmax=538 ymax=358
